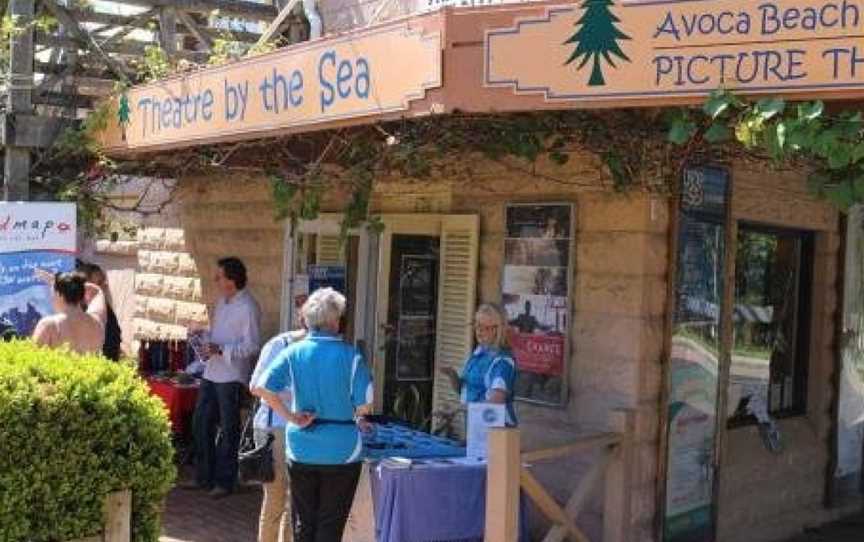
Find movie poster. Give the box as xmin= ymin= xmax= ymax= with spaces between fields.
xmin=503 ymin=204 xmax=572 ymax=405
xmin=0 ymin=203 xmax=76 ymax=337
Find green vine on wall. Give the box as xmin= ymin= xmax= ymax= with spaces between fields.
xmin=666 ymin=90 xmax=864 ymax=210
xmin=264 ymin=110 xmax=679 ymax=241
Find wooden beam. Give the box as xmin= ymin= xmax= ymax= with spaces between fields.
xmin=103 ymin=490 xmax=132 ymax=542
xmin=35 ymin=33 xmax=206 ymax=62
xmin=159 ymin=6 xmax=178 ymax=55
xmin=542 ymin=445 xmax=618 ymax=542
xmin=520 ymin=467 xmax=590 ymax=542
xmin=521 ymin=433 xmax=622 ymax=463
xmin=32 ymin=91 xmax=94 ymax=109
xmin=68 ymin=8 xmax=155 ymax=27
xmin=35 ymin=61 xmax=118 ymax=79
xmin=176 ymin=9 xmax=211 ymax=50
xmin=115 ymin=0 xmax=276 ymax=20
xmin=602 ymin=410 xmax=635 ymax=542
xmin=97 ymin=8 xmax=160 ymax=51
xmin=485 ymin=428 xmax=520 ymax=542
xmin=5 ymin=0 xmax=35 ymax=201
xmin=1 ymin=114 xmax=69 ymax=148
xmin=41 ymin=0 xmax=130 ymax=84
xmin=254 ymin=0 xmax=299 ymax=50
xmin=194 ymin=25 xmax=261 ymax=44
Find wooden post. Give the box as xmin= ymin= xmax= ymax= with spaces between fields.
xmin=103 ymin=490 xmax=132 ymax=542
xmin=159 ymin=7 xmax=178 ymax=57
xmin=485 ymin=428 xmax=520 ymax=542
xmin=5 ymin=0 xmax=35 ymax=201
xmin=603 ymin=410 xmax=635 ymax=542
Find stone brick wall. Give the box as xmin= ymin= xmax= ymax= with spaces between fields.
xmin=442 ymin=154 xmax=667 ymax=541
xmin=168 ymin=154 xmax=851 ymax=542
xmin=133 ymin=227 xmax=208 ymax=341
xmin=129 ymin=175 xmax=286 ymax=356
xmin=174 ymin=175 xmax=287 ymax=341
xmin=714 ymin=165 xmax=854 ymax=542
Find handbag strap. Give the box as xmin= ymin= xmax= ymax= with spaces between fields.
xmin=267 ymin=404 xmax=273 ymax=428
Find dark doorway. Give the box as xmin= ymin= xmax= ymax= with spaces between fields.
xmin=383 ymin=235 xmax=440 ymax=429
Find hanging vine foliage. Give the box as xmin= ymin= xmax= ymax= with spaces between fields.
xmin=261 ymin=109 xmax=682 ymax=239
xmin=665 ymin=89 xmax=864 ymax=210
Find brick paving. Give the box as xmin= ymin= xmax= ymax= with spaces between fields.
xmin=160 ymin=468 xmax=263 ymax=542
xmin=157 ymin=469 xmax=864 ymax=542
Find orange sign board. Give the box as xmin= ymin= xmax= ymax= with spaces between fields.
xmin=102 ymin=25 xmax=441 ymax=150
xmin=485 ymin=0 xmax=864 ymax=102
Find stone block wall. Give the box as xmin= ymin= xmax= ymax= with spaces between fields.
xmin=174 ymin=175 xmax=287 ymax=341
xmin=447 ymin=159 xmax=668 ymax=541
xmin=129 ymin=175 xmax=286 ymax=353
xmin=133 ymin=228 xmax=208 ymax=341
xmin=167 ymin=152 xmax=851 ymax=542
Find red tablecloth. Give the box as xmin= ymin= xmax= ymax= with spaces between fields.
xmin=145 ymin=377 xmax=199 ymax=433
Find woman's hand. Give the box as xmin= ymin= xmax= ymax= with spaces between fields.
xmin=292 ymin=411 xmax=316 ymax=429
xmin=440 ymin=366 xmax=461 ymax=394
xmin=34 ymin=268 xmax=55 ymax=286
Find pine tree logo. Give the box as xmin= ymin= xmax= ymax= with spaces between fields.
xmin=118 ymin=93 xmax=131 ymax=142
xmin=564 ymin=0 xmax=631 ymax=86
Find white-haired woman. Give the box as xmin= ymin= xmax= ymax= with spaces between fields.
xmin=442 ymin=303 xmax=518 ymax=426
xmin=253 ymin=287 xmax=373 ymax=542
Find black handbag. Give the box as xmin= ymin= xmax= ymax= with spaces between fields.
xmin=238 ymin=404 xmax=276 ymax=483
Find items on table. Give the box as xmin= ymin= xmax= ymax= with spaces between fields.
xmin=137 ymin=339 xmax=189 ymax=374
xmin=362 ymin=423 xmax=465 ymax=460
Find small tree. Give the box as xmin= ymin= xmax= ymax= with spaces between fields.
xmin=564 ymin=0 xmax=630 ymax=86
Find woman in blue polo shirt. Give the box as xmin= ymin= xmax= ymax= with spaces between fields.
xmin=442 ymin=303 xmax=518 ymax=426
xmin=253 ymin=287 xmax=373 ymax=542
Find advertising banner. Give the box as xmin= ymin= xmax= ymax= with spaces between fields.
xmin=0 ymin=203 xmax=77 ymax=337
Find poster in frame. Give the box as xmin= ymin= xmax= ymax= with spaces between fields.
xmin=503 ymin=203 xmax=574 ymax=406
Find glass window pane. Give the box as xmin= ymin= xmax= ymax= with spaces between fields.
xmin=729 ymin=227 xmax=806 ymax=424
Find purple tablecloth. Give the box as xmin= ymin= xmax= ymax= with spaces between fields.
xmin=369 ymin=462 xmax=529 ymax=542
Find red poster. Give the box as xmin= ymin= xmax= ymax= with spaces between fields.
xmin=508 ymin=328 xmax=565 ymax=376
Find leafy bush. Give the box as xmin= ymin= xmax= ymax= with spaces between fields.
xmin=0 ymin=341 xmax=175 ymax=542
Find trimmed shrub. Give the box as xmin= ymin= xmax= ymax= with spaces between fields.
xmin=0 ymin=341 xmax=175 ymax=542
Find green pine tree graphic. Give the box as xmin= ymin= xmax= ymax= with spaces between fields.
xmin=564 ymin=0 xmax=631 ymax=86
xmin=118 ymin=93 xmax=130 ymax=141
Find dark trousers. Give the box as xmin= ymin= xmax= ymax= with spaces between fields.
xmin=288 ymin=462 xmax=362 ymax=542
xmin=192 ymin=379 xmax=242 ymax=491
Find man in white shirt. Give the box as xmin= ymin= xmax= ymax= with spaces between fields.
xmin=191 ymin=257 xmax=262 ymax=498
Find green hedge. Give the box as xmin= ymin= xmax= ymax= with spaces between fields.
xmin=0 ymin=341 xmax=175 ymax=542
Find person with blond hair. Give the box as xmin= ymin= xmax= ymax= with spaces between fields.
xmin=442 ymin=303 xmax=518 ymax=426
xmin=253 ymin=287 xmax=372 ymax=542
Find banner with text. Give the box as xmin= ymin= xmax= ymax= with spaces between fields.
xmin=0 ymin=203 xmax=76 ymax=337
xmin=100 ymin=25 xmax=441 ymax=150
xmin=486 ymin=0 xmax=864 ymax=101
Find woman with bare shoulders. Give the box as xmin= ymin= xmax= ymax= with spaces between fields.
xmin=31 ymin=271 xmax=108 ymax=356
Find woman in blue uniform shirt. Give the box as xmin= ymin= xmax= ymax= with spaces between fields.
xmin=442 ymin=303 xmax=518 ymax=426
xmin=253 ymin=287 xmax=373 ymax=542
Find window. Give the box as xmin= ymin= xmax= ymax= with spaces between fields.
xmin=727 ymin=225 xmax=813 ymax=425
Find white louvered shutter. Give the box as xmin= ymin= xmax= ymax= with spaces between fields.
xmin=432 ymin=215 xmax=479 ymax=437
xmin=316 ymin=235 xmax=345 ymax=265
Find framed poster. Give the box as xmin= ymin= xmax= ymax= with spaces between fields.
xmin=0 ymin=203 xmax=76 ymax=337
xmin=503 ymin=203 xmax=573 ymax=406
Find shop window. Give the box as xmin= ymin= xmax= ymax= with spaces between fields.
xmin=727 ymin=225 xmax=813 ymax=426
